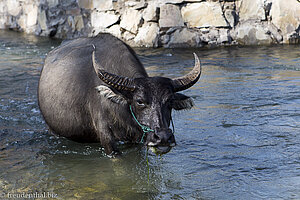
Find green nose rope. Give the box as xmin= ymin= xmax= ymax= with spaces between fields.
xmin=129 ymin=105 xmax=154 ymax=143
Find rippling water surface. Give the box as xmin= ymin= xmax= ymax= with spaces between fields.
xmin=1 ymin=30 xmax=300 ymax=199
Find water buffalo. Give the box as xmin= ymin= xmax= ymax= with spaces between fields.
xmin=38 ymin=33 xmax=201 ymax=155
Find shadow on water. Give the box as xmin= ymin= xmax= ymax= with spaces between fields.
xmin=1 ymin=30 xmax=300 ymax=199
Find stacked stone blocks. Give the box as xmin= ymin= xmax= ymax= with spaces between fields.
xmin=0 ymin=0 xmax=300 ymax=47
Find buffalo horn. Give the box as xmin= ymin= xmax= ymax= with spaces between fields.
xmin=172 ymin=53 xmax=201 ymax=92
xmin=92 ymin=48 xmax=136 ymax=92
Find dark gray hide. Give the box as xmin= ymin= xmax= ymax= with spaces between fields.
xmin=38 ymin=33 xmax=201 ymax=155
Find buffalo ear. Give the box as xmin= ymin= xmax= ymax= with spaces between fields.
xmin=172 ymin=93 xmax=194 ymax=110
xmin=96 ymin=85 xmax=127 ymax=105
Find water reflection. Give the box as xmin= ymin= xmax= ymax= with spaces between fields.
xmin=41 ymin=145 xmax=157 ymax=199
xmin=1 ymin=30 xmax=300 ymax=199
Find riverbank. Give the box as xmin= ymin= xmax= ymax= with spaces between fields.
xmin=1 ymin=0 xmax=300 ymax=48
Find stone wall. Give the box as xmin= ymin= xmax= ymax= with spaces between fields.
xmin=1 ymin=0 xmax=300 ymax=47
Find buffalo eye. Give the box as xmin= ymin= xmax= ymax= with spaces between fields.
xmin=136 ymin=99 xmax=146 ymax=107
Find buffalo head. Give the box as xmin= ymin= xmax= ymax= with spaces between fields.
xmin=92 ymin=50 xmax=201 ymax=154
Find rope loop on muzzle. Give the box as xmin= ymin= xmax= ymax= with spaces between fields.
xmin=129 ymin=105 xmax=176 ymax=144
xmin=129 ymin=105 xmax=154 ymax=143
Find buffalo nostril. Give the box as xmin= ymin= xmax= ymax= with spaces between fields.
xmin=153 ymin=129 xmax=175 ymax=145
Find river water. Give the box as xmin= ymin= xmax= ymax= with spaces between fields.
xmin=0 ymin=30 xmax=300 ymax=199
